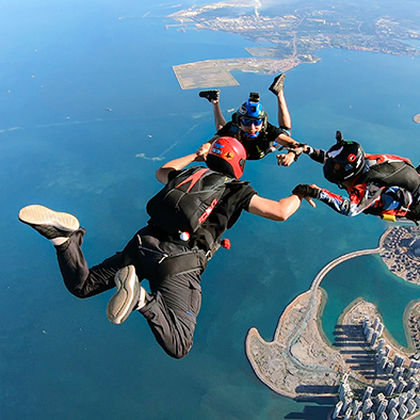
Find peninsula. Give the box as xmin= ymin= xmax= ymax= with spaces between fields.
xmin=172 ymin=56 xmax=318 ymax=89
xmin=246 ymin=226 xmax=420 ymax=418
xmin=168 ymin=0 xmax=420 ymax=89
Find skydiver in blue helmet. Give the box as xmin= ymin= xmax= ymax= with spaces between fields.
xmin=199 ymin=74 xmax=303 ymax=165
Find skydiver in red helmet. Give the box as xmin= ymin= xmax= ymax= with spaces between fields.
xmin=19 ymin=137 xmax=313 ymax=359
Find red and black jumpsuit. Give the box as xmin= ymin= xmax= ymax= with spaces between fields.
xmin=306 ymin=147 xmax=420 ymax=221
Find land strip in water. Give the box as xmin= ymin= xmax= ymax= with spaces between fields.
xmin=246 ymin=226 xmax=420 ymax=402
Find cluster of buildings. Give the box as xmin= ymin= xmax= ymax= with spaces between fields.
xmin=332 ymin=316 xmax=420 ymax=419
xmin=408 ymin=315 xmax=420 ymax=351
xmin=380 ymin=227 xmax=420 ymax=283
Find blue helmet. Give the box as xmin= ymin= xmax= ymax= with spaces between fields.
xmin=237 ymin=93 xmax=267 ymax=138
xmin=239 ymin=99 xmax=264 ymax=119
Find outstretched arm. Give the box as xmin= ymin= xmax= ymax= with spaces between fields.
xmin=302 ymin=145 xmax=327 ymax=164
xmin=276 ymin=138 xmax=327 ymax=167
xmin=155 ymin=142 xmax=211 ymax=184
xmin=275 ymin=132 xmax=302 ymax=166
xmin=248 ymin=193 xmax=309 ymax=221
xmin=292 ymin=184 xmax=353 ymax=216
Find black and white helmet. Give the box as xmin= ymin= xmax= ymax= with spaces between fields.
xmin=323 ymin=133 xmax=365 ymax=184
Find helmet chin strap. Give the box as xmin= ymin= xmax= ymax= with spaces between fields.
xmin=244 ymin=131 xmax=260 ymax=139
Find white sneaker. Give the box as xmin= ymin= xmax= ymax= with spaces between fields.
xmin=107 ymin=265 xmax=145 ymax=325
xmin=18 ymin=204 xmax=80 ymax=240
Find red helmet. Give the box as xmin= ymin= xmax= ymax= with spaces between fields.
xmin=206 ymin=136 xmax=247 ymax=179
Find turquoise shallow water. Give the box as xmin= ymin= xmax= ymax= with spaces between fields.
xmin=320 ymin=254 xmax=420 ymax=348
xmin=1 ymin=1 xmax=420 ymax=419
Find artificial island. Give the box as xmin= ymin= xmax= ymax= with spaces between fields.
xmin=167 ymin=0 xmax=420 ymax=89
xmin=246 ymin=225 xmax=420 ymax=419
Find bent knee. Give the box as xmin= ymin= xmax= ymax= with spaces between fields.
xmin=66 ymin=287 xmax=93 ymax=299
xmin=167 ymin=348 xmax=190 ymax=359
xmin=165 ymin=341 xmax=193 ymax=360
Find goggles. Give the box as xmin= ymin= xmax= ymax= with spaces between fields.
xmin=241 ymin=117 xmax=263 ymax=127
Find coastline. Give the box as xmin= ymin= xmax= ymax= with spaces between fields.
xmin=246 ymin=225 xmax=420 ymax=412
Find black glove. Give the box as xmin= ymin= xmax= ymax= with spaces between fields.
xmin=292 ymin=184 xmax=321 ymax=199
xmin=289 ymin=148 xmax=303 ymax=161
xmin=407 ymin=194 xmax=420 ymax=224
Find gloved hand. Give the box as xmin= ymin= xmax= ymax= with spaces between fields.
xmin=276 ymin=152 xmax=296 ymax=166
xmin=292 ymin=184 xmax=321 ymax=199
xmin=407 ymin=193 xmax=420 ymax=223
xmin=195 ymin=142 xmax=212 ymax=161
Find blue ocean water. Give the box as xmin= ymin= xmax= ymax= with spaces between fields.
xmin=1 ymin=1 xmax=420 ymax=419
xmin=320 ymin=255 xmax=420 ymax=347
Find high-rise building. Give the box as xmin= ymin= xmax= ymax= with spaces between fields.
xmin=363 ymin=386 xmax=374 ymax=402
xmin=380 ymin=356 xmax=388 ymax=370
xmin=385 ymin=379 xmax=396 ymax=396
xmin=373 ymin=317 xmax=381 ymax=330
xmin=377 ymin=338 xmax=386 ymax=351
xmin=406 ymin=367 xmax=415 ymax=379
xmin=378 ymin=412 xmax=388 ymax=420
xmin=342 ymin=396 xmax=352 ymax=414
xmin=332 ymin=401 xmax=343 ymax=419
xmin=407 ymin=378 xmax=418 ymax=392
xmin=385 ymin=361 xmax=395 ymax=374
xmin=409 ymin=359 xmax=420 ymax=370
xmin=398 ymin=403 xmax=408 ymax=419
xmin=362 ymin=317 xmax=370 ymax=333
xmin=393 ymin=367 xmax=403 ymax=380
xmin=377 ymin=348 xmax=386 ymax=358
xmin=406 ymin=398 xmax=417 ymax=414
xmin=343 ymin=407 xmax=352 ymax=420
xmin=366 ymin=327 xmax=374 ymax=343
xmin=387 ymin=398 xmax=399 ymax=412
xmin=388 ymin=407 xmax=399 ymax=420
xmin=352 ymin=400 xmax=362 ymax=416
xmin=377 ymin=399 xmax=388 ymax=415
xmin=371 ymin=331 xmax=379 ymax=346
xmin=396 ymin=378 xmax=407 ymax=394
xmin=394 ymin=354 xmax=405 ymax=368
xmin=363 ymin=398 xmax=373 ymax=414
xmin=339 ymin=382 xmax=350 ymax=400
xmin=376 ymin=392 xmax=386 ymax=402
xmin=384 ymin=345 xmax=392 ymax=357
xmin=398 ymin=392 xmax=408 ymax=406
xmin=406 ymin=389 xmax=416 ymax=400
xmin=377 ymin=323 xmax=384 ymax=336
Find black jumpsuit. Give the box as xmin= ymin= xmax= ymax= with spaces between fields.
xmin=54 ymin=171 xmax=256 ymax=359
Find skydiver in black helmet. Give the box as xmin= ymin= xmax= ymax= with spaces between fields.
xmin=291 ymin=131 xmax=420 ymax=223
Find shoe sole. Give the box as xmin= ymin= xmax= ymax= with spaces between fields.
xmin=107 ymin=265 xmax=140 ymax=325
xmin=199 ymin=90 xmax=220 ymax=102
xmin=269 ymin=74 xmax=285 ymax=95
xmin=18 ymin=204 xmax=80 ymax=232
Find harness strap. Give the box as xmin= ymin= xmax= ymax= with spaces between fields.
xmin=158 ymin=249 xmax=208 ymax=277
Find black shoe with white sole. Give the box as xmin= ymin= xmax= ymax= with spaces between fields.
xmin=18 ymin=204 xmax=80 ymax=240
xmin=199 ymin=89 xmax=220 ymax=102
xmin=269 ymin=73 xmax=286 ymax=95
